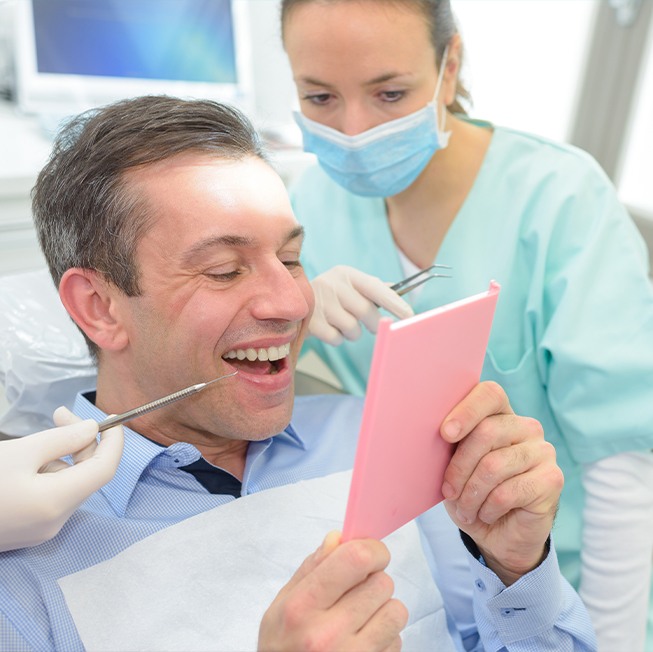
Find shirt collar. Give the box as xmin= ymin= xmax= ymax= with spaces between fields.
xmin=279 ymin=421 xmax=305 ymax=450
xmin=74 ymin=392 xmax=169 ymax=516
xmin=73 ymin=391 xmax=306 ymax=516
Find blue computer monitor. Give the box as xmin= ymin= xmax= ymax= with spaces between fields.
xmin=14 ymin=0 xmax=252 ymax=117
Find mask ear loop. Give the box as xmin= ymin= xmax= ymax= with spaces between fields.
xmin=433 ymin=44 xmax=450 ymax=134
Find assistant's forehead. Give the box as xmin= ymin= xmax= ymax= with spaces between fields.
xmin=285 ymin=3 xmax=436 ymax=92
xmin=284 ymin=0 xmax=432 ymax=53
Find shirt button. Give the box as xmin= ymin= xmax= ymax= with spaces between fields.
xmin=501 ymin=608 xmax=514 ymax=617
xmin=474 ymin=579 xmax=486 ymax=592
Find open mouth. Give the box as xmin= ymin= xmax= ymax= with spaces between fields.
xmin=222 ymin=343 xmax=291 ymax=376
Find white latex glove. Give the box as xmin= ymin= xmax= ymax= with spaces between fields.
xmin=0 ymin=407 xmax=124 ymax=552
xmin=310 ymin=265 xmax=414 ymax=345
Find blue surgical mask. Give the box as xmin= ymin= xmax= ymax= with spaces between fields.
xmin=293 ymin=48 xmax=451 ymax=198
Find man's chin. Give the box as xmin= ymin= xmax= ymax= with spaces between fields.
xmin=222 ymin=399 xmax=295 ymax=443
xmin=251 ymin=407 xmax=294 ymax=441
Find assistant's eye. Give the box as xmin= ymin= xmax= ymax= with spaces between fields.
xmin=303 ymin=92 xmax=332 ymax=106
xmin=380 ymin=89 xmax=406 ymax=103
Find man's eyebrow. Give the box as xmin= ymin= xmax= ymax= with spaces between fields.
xmin=181 ymin=235 xmax=254 ymax=266
xmin=286 ymin=225 xmax=305 ymax=243
xmin=181 ymin=226 xmax=305 ymax=266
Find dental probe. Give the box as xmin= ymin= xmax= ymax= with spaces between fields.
xmin=96 ymin=370 xmax=239 ymax=432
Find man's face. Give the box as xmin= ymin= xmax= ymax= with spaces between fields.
xmin=113 ymin=153 xmax=313 ymax=444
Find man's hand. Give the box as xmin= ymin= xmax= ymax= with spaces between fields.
xmin=440 ymin=382 xmax=563 ymax=585
xmin=258 ymin=531 xmax=408 ymax=651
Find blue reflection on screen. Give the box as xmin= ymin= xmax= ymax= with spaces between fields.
xmin=32 ymin=0 xmax=237 ymax=83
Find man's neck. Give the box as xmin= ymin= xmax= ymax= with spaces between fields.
xmin=94 ymin=370 xmax=250 ymax=480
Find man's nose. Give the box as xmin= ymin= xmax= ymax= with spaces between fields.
xmin=250 ymin=262 xmax=311 ymax=323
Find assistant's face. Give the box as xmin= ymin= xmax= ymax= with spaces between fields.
xmin=119 ymin=154 xmax=313 ymax=443
xmin=284 ymin=0 xmax=439 ymax=136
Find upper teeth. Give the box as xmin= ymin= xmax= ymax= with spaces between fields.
xmin=222 ymin=343 xmax=291 ymax=362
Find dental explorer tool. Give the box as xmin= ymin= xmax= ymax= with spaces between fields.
xmin=97 ymin=371 xmax=238 ymax=432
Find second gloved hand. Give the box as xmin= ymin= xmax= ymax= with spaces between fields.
xmin=310 ymin=265 xmax=414 ymax=345
xmin=0 ymin=408 xmax=124 ymax=552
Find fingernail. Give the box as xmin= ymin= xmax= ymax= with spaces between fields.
xmin=319 ymin=530 xmax=341 ymax=557
xmin=400 ymin=303 xmax=415 ymax=318
xmin=441 ymin=481 xmax=454 ymax=499
xmin=442 ymin=420 xmax=461 ymax=440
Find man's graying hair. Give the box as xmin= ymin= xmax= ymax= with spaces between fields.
xmin=280 ymin=0 xmax=470 ymax=114
xmin=32 ymin=95 xmax=266 ymax=297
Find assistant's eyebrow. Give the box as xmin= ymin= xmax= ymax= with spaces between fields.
xmin=298 ymin=76 xmax=336 ymax=90
xmin=181 ymin=225 xmax=305 ymax=266
xmin=299 ymin=72 xmax=410 ymax=89
xmin=364 ymin=72 xmax=411 ymax=86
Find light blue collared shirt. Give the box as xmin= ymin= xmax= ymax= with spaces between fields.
xmin=0 ymin=393 xmax=595 ymax=651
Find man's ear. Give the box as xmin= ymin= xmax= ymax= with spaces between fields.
xmin=59 ymin=268 xmax=129 ymax=352
xmin=442 ymin=33 xmax=462 ymax=108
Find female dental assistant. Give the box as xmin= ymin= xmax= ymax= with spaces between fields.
xmin=281 ymin=0 xmax=653 ymax=649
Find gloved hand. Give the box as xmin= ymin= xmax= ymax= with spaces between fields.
xmin=310 ymin=265 xmax=414 ymax=345
xmin=0 ymin=407 xmax=124 ymax=552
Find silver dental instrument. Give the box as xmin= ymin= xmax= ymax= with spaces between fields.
xmin=97 ymin=370 xmax=239 ymax=432
xmin=391 ymin=264 xmax=452 ymax=297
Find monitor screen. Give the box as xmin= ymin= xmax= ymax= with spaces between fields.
xmin=14 ymin=0 xmax=251 ymax=118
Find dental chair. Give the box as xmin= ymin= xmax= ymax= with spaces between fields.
xmin=0 ymin=269 xmax=341 ymax=439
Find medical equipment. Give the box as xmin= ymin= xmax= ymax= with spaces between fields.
xmin=391 ymin=264 xmax=452 ymax=298
xmin=97 ymin=371 xmax=238 ymax=432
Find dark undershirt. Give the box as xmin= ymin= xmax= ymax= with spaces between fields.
xmin=179 ymin=457 xmax=242 ymax=498
xmin=85 ymin=391 xmax=242 ymax=498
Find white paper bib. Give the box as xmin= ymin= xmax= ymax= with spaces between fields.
xmin=59 ymin=471 xmax=455 ymax=651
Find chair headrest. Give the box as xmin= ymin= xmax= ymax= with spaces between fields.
xmin=0 ymin=269 xmax=96 ymax=436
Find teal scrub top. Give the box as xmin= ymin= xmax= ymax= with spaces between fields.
xmin=290 ymin=124 xmax=653 ymax=587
